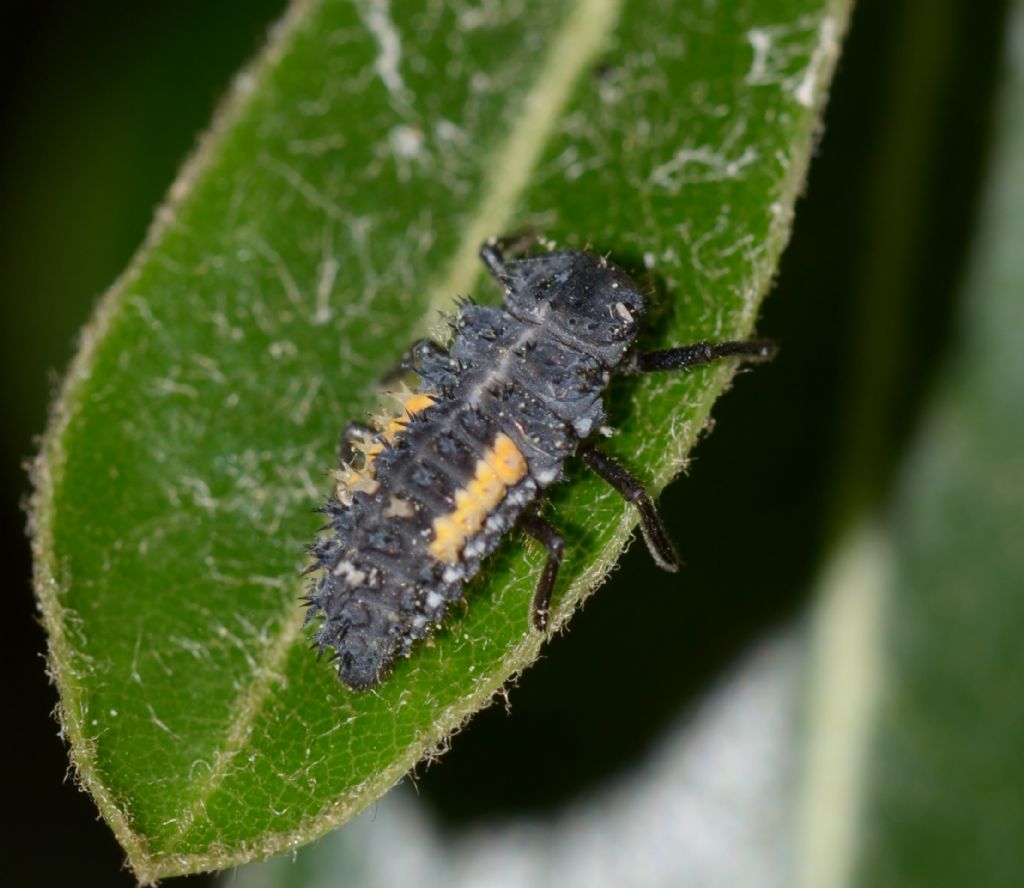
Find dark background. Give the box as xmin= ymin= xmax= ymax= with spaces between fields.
xmin=1 ymin=0 xmax=1008 ymax=883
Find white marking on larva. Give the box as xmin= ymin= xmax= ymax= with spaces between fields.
xmin=332 ymin=560 xmax=367 ymax=586
xmin=443 ymin=566 xmax=463 ymax=584
xmin=331 ymin=559 xmax=351 ymax=575
xmin=511 ymin=484 xmax=536 ymax=504
xmin=426 ymin=590 xmax=444 ymax=609
xmin=412 ymin=614 xmax=428 ymax=628
xmin=334 ymin=485 xmax=354 ymax=507
xmin=504 ymin=488 xmax=527 ymax=506
xmin=535 ymin=467 xmax=558 ymax=486
xmin=384 ymin=495 xmax=415 ymax=518
xmin=614 ymin=301 xmax=634 ymax=322
xmin=485 ymin=514 xmax=503 ymax=532
xmin=574 ymin=416 xmax=594 ymax=437
xmin=465 ymin=316 xmax=543 ymax=409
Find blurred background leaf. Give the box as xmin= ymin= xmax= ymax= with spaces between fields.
xmin=849 ymin=5 xmax=1024 ymax=883
xmin=3 ymin=0 xmax=1021 ymax=886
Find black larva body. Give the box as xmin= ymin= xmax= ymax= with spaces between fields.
xmin=305 ymin=240 xmax=771 ymax=690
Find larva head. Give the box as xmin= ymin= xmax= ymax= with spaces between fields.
xmin=499 ymin=249 xmax=647 ymax=367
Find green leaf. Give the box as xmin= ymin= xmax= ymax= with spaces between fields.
xmin=30 ymin=0 xmax=850 ymax=879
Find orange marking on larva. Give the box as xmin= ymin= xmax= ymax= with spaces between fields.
xmin=430 ymin=433 xmax=528 ymax=563
xmin=485 ymin=433 xmax=528 ymax=485
xmin=364 ymin=393 xmax=436 ymax=470
xmin=332 ymin=466 xmax=379 ymax=503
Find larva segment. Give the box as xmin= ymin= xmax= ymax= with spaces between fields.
xmin=364 ymin=392 xmax=436 ymax=468
xmin=429 ymin=433 xmax=528 ymax=563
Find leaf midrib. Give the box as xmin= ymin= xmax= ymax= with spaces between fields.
xmin=158 ymin=0 xmax=624 ymax=860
